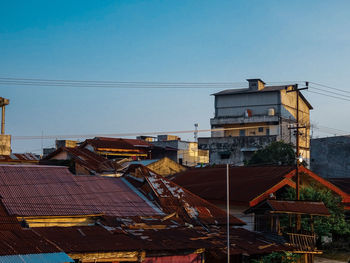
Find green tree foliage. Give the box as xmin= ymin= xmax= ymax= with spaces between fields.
xmin=250 ymin=252 xmax=300 ymax=263
xmin=246 ymin=141 xmax=295 ymax=166
xmin=282 ymin=186 xmax=350 ymax=238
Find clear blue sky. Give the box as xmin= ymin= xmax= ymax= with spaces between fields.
xmin=1 ymin=0 xmax=350 ymax=153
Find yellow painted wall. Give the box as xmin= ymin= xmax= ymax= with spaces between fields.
xmin=280 ymin=88 xmax=311 ymax=158
xmin=19 ymin=215 xmax=101 ymax=227
xmin=147 ymin=157 xmax=186 ymax=177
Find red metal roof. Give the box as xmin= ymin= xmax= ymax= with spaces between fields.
xmin=172 ymin=166 xmax=295 ymax=206
xmin=0 ymin=165 xmax=160 ymax=217
xmin=43 ymin=146 xmax=115 ymax=173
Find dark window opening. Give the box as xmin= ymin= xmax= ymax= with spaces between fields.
xmin=239 ymin=129 xmax=246 ymax=136
xmin=258 ymin=127 xmax=264 ymax=132
xmin=220 ymin=153 xmax=230 ymax=160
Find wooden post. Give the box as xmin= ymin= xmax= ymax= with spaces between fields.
xmin=226 ymin=164 xmax=230 ymax=263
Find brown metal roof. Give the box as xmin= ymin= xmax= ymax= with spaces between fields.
xmin=43 ymin=146 xmax=115 ymax=173
xmin=35 ymin=224 xmax=286 ymax=257
xmin=245 ymin=199 xmax=330 ymax=216
xmin=0 ymin=165 xmax=160 ymax=217
xmin=126 ymin=165 xmax=245 ymax=226
xmin=267 ymin=200 xmax=330 ymax=216
xmin=81 ymin=137 xmax=152 ymax=150
xmin=0 ymin=229 xmax=63 ymax=256
xmin=172 ymin=166 xmax=295 ymax=206
xmin=0 ymin=153 xmax=39 ymax=163
xmin=0 ymin=204 xmax=62 ymax=256
xmin=35 ymin=226 xmax=145 ymax=253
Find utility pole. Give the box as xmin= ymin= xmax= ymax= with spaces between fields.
xmin=226 ymin=163 xmax=230 ymax=263
xmin=0 ymin=97 xmax=9 ymax=135
xmin=287 ymin=82 xmax=308 ymax=230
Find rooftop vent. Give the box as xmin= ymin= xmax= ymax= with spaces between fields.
xmin=247 ymin=79 xmax=265 ymax=91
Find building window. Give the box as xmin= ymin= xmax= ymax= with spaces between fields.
xmin=266 ymin=128 xmax=270 ymax=135
xmin=239 ymin=129 xmax=246 ymax=136
xmin=258 ymin=127 xmax=264 ymax=133
xmin=220 ymin=152 xmax=230 ymax=159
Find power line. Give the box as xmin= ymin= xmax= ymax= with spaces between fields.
xmin=309 ymin=86 xmax=350 ymax=99
xmin=309 ymin=81 xmax=350 ymax=95
xmin=10 ymin=122 xmax=350 ymax=141
xmin=306 ymin=90 xmax=350 ymax=102
xmin=0 ymin=77 xmax=247 ymax=89
xmin=11 ymin=126 xmax=271 ymax=140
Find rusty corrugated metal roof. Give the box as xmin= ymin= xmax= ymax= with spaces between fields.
xmin=245 ymin=199 xmax=330 ymax=216
xmin=81 ymin=137 xmax=152 ymax=150
xmin=0 ymin=153 xmax=39 ymax=163
xmin=172 ymin=166 xmax=295 ymax=205
xmin=125 ymin=165 xmax=245 ymax=226
xmin=34 ymin=224 xmax=286 ymax=256
xmin=267 ymin=200 xmax=330 ymax=215
xmin=0 ymin=228 xmax=63 ymax=256
xmin=43 ymin=147 xmax=115 ymax=173
xmin=0 ymin=165 xmax=160 ymax=217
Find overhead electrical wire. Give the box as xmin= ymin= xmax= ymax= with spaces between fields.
xmin=12 ymin=126 xmax=271 ymax=140
xmin=306 ymin=90 xmax=350 ymax=102
xmin=0 ymin=77 xmax=247 ymax=89
xmin=309 ymin=86 xmax=350 ymax=99
xmin=309 ymin=81 xmax=350 ymax=95
xmin=1 ymin=77 xmax=350 ymax=140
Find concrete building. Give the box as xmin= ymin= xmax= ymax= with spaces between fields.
xmin=311 ymin=136 xmax=350 ymax=178
xmin=151 ymin=135 xmax=209 ymax=166
xmin=199 ymin=79 xmax=312 ymax=165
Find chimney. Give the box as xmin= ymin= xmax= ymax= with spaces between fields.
xmin=247 ymin=79 xmax=265 ymax=91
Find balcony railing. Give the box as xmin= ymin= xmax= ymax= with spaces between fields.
xmin=284 ymin=229 xmax=317 ymax=252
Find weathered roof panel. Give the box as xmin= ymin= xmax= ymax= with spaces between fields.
xmin=172 ymin=166 xmax=295 ymax=205
xmin=0 ymin=165 xmax=160 ymax=217
xmin=43 ymin=146 xmax=115 ymax=173
xmin=245 ymin=199 xmax=330 ymax=216
xmin=268 ymin=200 xmax=330 ymax=215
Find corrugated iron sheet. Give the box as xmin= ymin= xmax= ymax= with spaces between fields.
xmin=82 ymin=137 xmax=152 ymax=150
xmin=0 ymin=153 xmax=39 ymax=162
xmin=0 ymin=165 xmax=160 ymax=217
xmin=126 ymin=165 xmax=245 ymax=226
xmin=268 ymin=200 xmax=330 ymax=215
xmin=172 ymin=166 xmax=295 ymax=205
xmin=43 ymin=147 xmax=115 ymax=173
xmin=35 ymin=224 xmax=286 ymax=257
xmin=0 ymin=252 xmax=73 ymax=263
